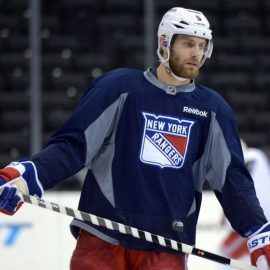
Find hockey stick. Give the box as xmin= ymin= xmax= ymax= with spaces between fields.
xmin=20 ymin=193 xmax=257 ymax=270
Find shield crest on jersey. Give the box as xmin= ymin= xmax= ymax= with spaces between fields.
xmin=140 ymin=112 xmax=194 ymax=169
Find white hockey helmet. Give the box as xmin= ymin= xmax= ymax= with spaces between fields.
xmin=157 ymin=7 xmax=213 ymax=76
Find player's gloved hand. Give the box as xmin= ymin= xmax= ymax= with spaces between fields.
xmin=247 ymin=222 xmax=270 ymax=270
xmin=0 ymin=160 xmax=44 ymax=215
xmin=0 ymin=186 xmax=23 ymax=215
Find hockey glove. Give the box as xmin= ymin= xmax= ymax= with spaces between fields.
xmin=247 ymin=222 xmax=270 ymax=270
xmin=0 ymin=186 xmax=23 ymax=215
xmin=0 ymin=160 xmax=44 ymax=215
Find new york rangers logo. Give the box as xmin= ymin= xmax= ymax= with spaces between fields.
xmin=140 ymin=112 xmax=194 ymax=169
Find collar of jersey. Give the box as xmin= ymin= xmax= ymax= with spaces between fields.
xmin=144 ymin=68 xmax=195 ymax=94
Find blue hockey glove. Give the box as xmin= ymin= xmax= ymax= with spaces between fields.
xmin=0 ymin=160 xmax=44 ymax=215
xmin=247 ymin=222 xmax=270 ymax=270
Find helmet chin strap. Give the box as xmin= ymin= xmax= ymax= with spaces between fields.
xmin=157 ymin=47 xmax=190 ymax=82
xmin=165 ymin=66 xmax=189 ymax=82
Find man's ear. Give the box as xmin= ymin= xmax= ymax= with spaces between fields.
xmin=160 ymin=35 xmax=168 ymax=48
xmin=159 ymin=35 xmax=169 ymax=57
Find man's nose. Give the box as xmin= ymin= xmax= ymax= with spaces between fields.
xmin=191 ymin=45 xmax=203 ymax=55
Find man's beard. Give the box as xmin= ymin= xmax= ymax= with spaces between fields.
xmin=169 ymin=52 xmax=200 ymax=79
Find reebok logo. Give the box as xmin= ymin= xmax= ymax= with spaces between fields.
xmin=183 ymin=106 xmax=208 ymax=118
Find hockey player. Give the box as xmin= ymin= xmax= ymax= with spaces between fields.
xmin=0 ymin=7 xmax=270 ymax=270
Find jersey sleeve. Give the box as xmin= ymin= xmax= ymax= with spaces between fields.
xmin=205 ymin=111 xmax=267 ymax=236
xmin=31 ymin=82 xmax=127 ymax=190
xmin=246 ymin=148 xmax=270 ymax=220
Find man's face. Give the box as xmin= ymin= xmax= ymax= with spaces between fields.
xmin=168 ymin=35 xmax=207 ymax=79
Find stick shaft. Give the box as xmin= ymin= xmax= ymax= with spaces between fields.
xmin=21 ymin=194 xmax=257 ymax=270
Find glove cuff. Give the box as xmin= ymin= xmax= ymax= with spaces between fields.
xmin=0 ymin=167 xmax=21 ymax=182
xmin=248 ymin=231 xmax=270 ymax=253
xmin=4 ymin=160 xmax=44 ymax=198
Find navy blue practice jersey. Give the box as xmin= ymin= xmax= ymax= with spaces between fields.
xmin=32 ymin=68 xmax=266 ymax=251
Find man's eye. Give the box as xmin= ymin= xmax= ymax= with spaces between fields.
xmin=183 ymin=42 xmax=193 ymax=47
xmin=199 ymin=44 xmax=206 ymax=50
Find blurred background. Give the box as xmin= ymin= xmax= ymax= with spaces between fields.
xmin=1 ymin=0 xmax=270 ymax=187
xmin=0 ymin=0 xmax=270 ymax=269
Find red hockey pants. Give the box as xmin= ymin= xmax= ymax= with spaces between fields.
xmin=70 ymin=230 xmax=187 ymax=270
